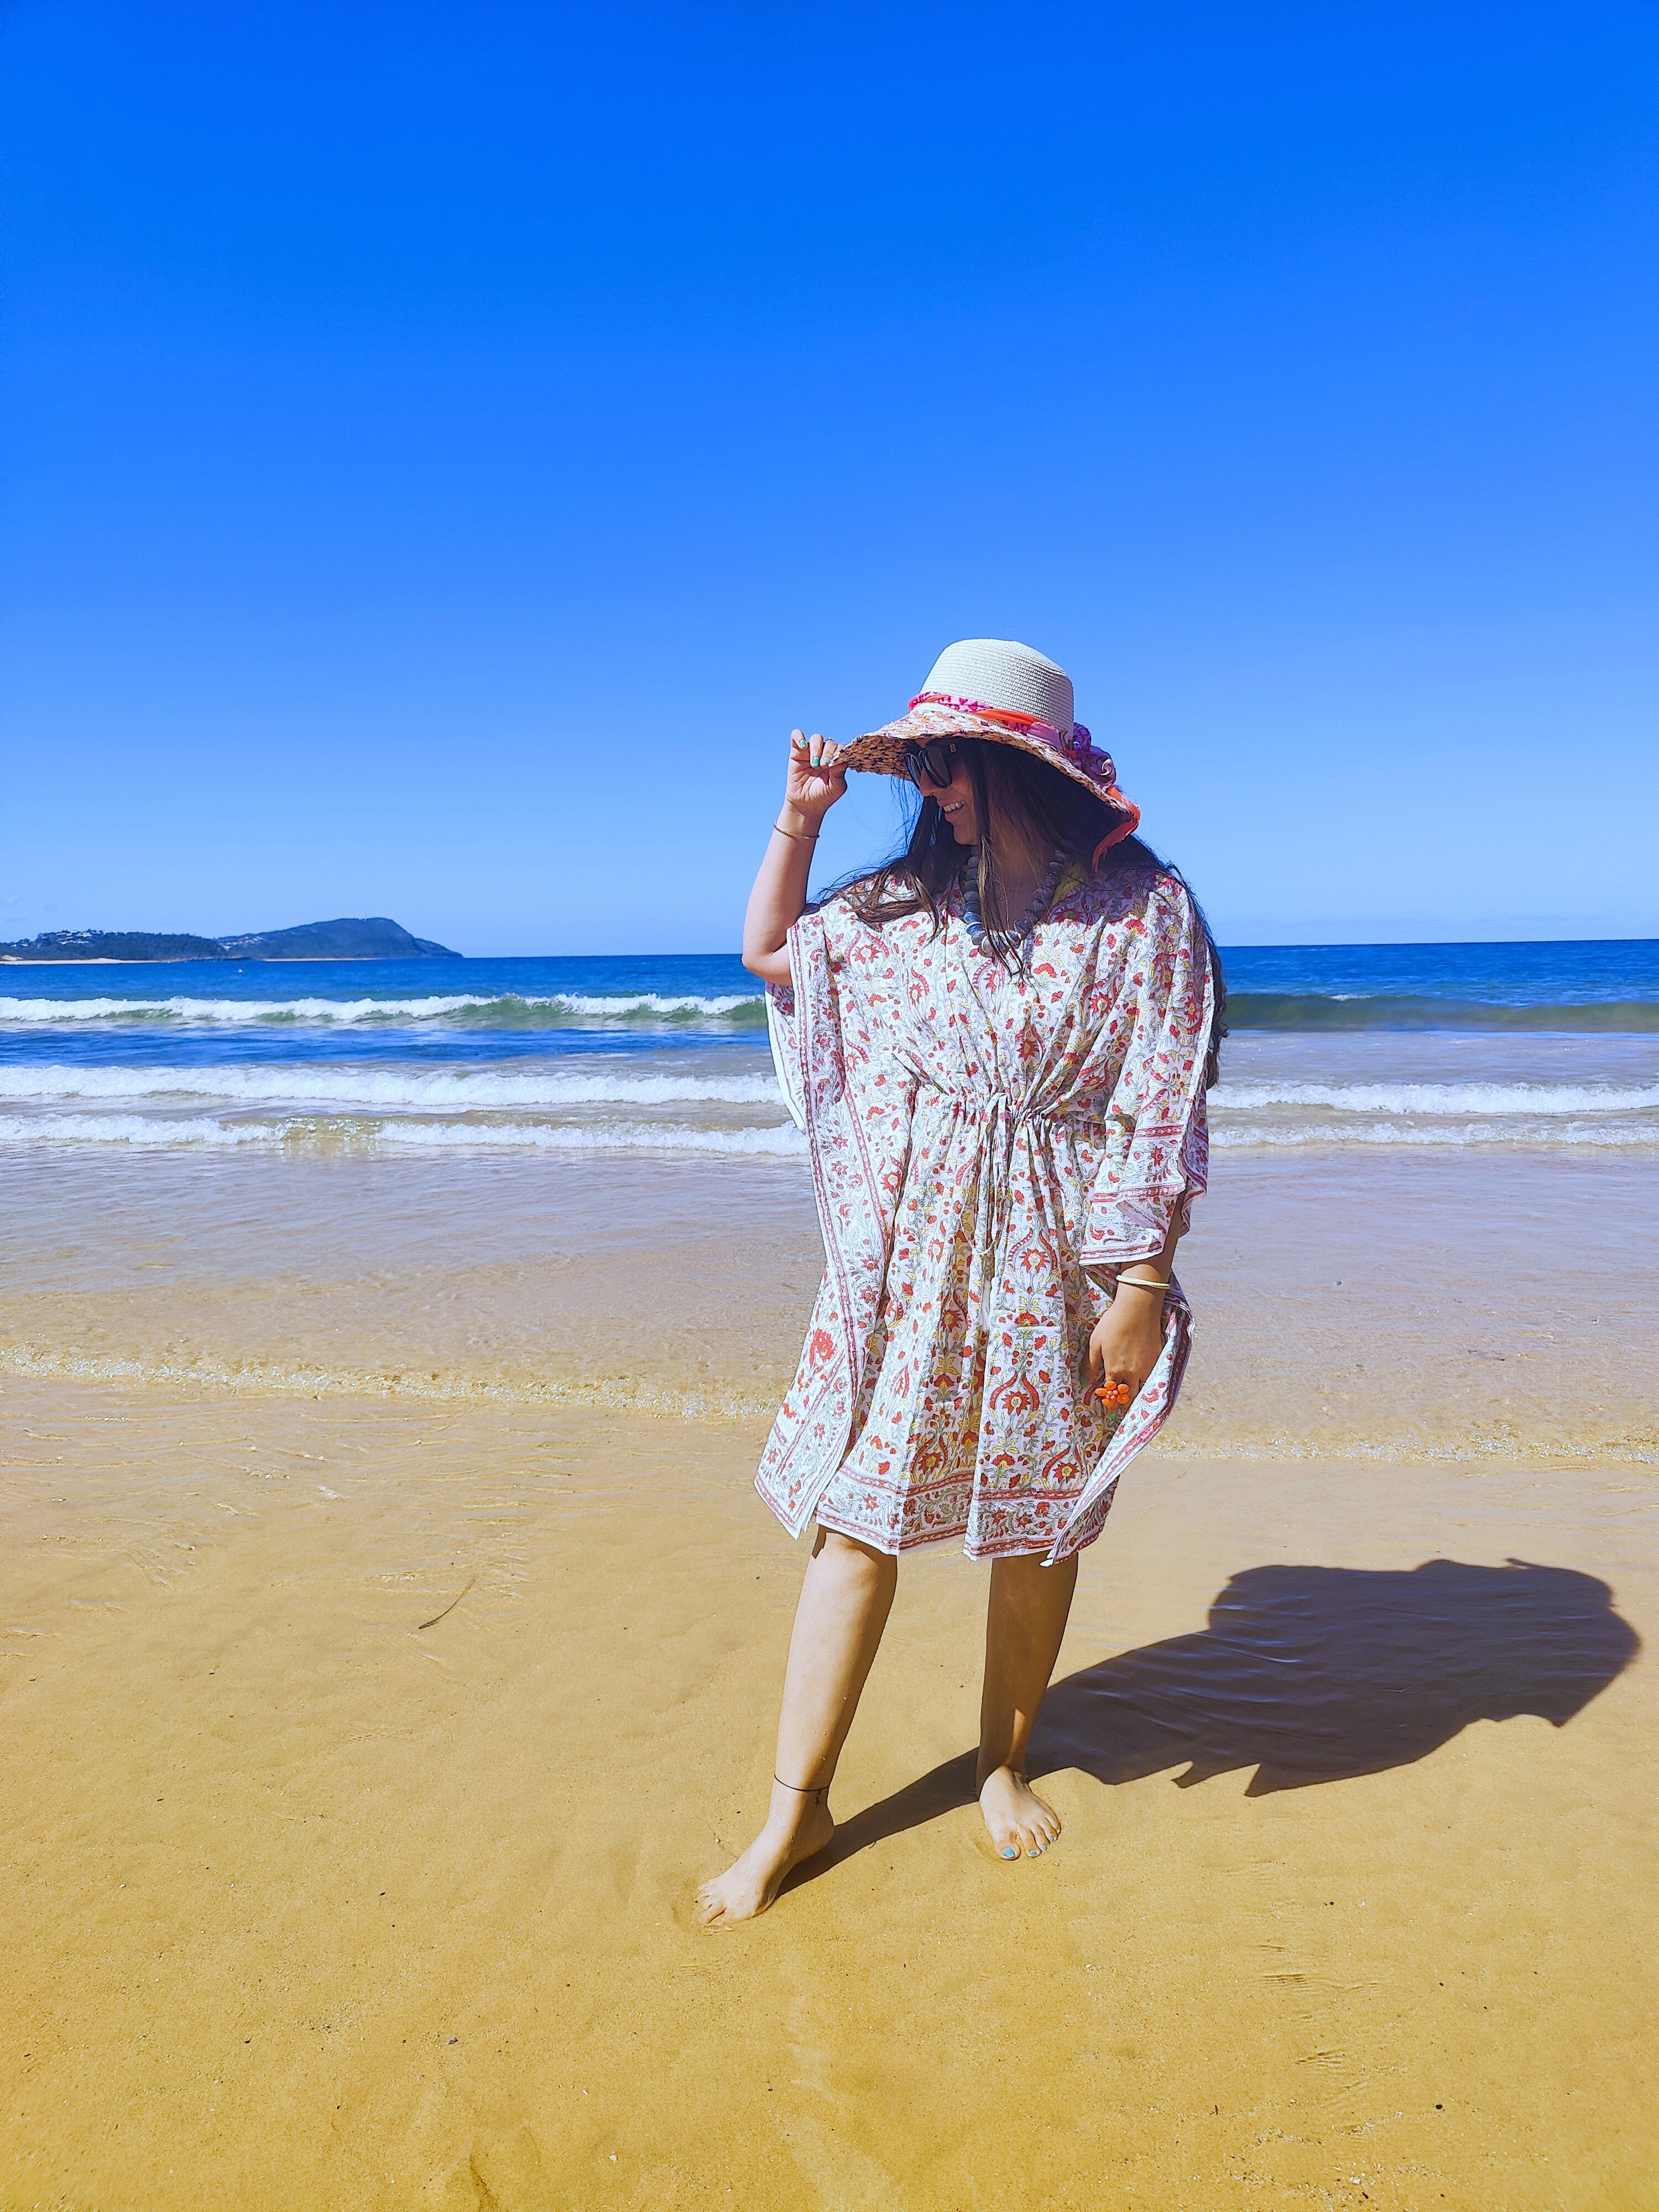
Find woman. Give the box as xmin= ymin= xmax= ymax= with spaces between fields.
xmin=697 ymin=639 xmax=1223 ymax=1928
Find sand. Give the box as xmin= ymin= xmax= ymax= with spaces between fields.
xmin=3 ymin=1146 xmax=1656 ymax=1462
xmin=3 ymin=1376 xmax=1654 ymax=2210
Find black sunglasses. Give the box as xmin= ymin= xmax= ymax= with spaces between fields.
xmin=901 ymin=740 xmax=959 ymax=790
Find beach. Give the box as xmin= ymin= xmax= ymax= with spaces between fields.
xmin=4 ymin=1386 xmax=1653 ymax=2209
xmin=3 ymin=947 xmax=1656 ymax=2206
xmin=12 ymin=0 xmax=1657 ymax=2192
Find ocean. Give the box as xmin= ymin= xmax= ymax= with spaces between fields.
xmin=2 ymin=940 xmax=1655 ymax=1156
xmin=4 ymin=939 xmax=1655 ymax=1460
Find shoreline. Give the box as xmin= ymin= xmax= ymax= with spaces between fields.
xmin=4 ymin=1142 xmax=1652 ymax=1472
xmin=2 ymin=1341 xmax=1651 ymax=1465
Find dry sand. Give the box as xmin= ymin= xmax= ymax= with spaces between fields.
xmin=3 ymin=1377 xmax=1653 ymax=2210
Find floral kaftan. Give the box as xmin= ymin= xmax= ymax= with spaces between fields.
xmin=759 ymin=864 xmax=1213 ymax=1564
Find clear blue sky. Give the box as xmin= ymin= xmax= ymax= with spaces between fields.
xmin=3 ymin=2 xmax=1654 ymax=953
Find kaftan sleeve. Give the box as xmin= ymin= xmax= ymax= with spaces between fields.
xmin=764 ymin=892 xmax=893 ymax=1133
xmin=766 ymin=986 xmax=806 ymax=1130
xmin=1079 ymin=878 xmax=1214 ymax=1267
xmin=756 ymin=894 xmax=919 ymax=1536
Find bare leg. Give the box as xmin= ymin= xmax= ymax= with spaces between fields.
xmin=977 ymin=1551 xmax=1078 ymax=1859
xmin=697 ymin=1527 xmax=898 ymax=1926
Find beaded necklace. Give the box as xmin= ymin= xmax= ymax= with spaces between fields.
xmin=960 ymin=846 xmax=1067 ymax=955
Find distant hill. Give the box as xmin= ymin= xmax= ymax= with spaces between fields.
xmin=0 ymin=917 xmax=463 ymax=962
xmin=216 ymin=918 xmax=462 ymax=960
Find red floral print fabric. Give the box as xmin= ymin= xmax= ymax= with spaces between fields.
xmin=759 ymin=864 xmax=1213 ymax=1563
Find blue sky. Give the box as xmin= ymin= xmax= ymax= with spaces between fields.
xmin=3 ymin=1 xmax=1655 ymax=953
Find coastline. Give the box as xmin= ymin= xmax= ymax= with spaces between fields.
xmin=2 ymin=941 xmax=1654 ymax=2204
xmin=4 ymin=1144 xmax=1652 ymax=1467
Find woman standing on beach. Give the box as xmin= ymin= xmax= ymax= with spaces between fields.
xmin=698 ymin=640 xmax=1223 ymax=1927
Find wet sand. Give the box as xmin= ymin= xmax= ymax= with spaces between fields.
xmin=3 ymin=1378 xmax=1653 ymax=2210
xmin=3 ymin=1146 xmax=1656 ymax=1460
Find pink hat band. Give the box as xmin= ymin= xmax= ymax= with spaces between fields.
xmin=906 ymin=692 xmax=1141 ymax=858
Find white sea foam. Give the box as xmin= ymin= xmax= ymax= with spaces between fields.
xmin=0 ymin=1065 xmax=782 ymax=1108
xmin=0 ymin=990 xmax=763 ymax=1026
xmin=1209 ymin=1119 xmax=1655 ymax=1149
xmin=1213 ymin=1078 xmax=1659 ymax=1116
xmin=3 ymin=1056 xmax=1652 ymax=1156
xmin=367 ymin=1118 xmax=805 ymax=1156
xmin=553 ymin=993 xmax=759 ymax=1016
xmin=0 ymin=1114 xmax=273 ymax=1149
xmin=1 ymin=1108 xmax=1650 ymax=1155
xmin=0 ymin=1112 xmax=807 ymax=1156
xmin=7 ymin=1066 xmax=1651 ymax=1119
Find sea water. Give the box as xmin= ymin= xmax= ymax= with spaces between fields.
xmin=3 ymin=943 xmax=1654 ymax=1457
xmin=1 ymin=942 xmax=1655 ymax=1154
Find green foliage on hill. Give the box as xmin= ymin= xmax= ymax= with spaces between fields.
xmin=0 ymin=918 xmax=462 ymax=961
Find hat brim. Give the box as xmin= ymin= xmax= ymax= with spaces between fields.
xmin=841 ymin=702 xmax=1142 ymax=846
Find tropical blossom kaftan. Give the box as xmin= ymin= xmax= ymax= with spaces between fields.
xmin=759 ymin=864 xmax=1214 ymax=1564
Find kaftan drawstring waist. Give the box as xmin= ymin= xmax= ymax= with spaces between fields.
xmin=900 ymin=1077 xmax=1191 ymax=1562
xmin=909 ymin=1083 xmax=1113 ymax=1139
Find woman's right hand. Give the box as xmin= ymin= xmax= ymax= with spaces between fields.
xmin=743 ymin=731 xmax=847 ymax=984
xmin=782 ymin=729 xmax=847 ymax=828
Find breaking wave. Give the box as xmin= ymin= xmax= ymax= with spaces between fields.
xmin=0 ymin=1112 xmax=806 ymax=1156
xmin=0 ymin=1105 xmax=1650 ymax=1155
xmin=1212 ymin=1077 xmax=1659 ymax=1116
xmin=1208 ymin=1119 xmax=1655 ymax=1149
xmin=0 ymin=1065 xmax=783 ymax=1108
xmin=0 ymin=991 xmax=768 ymax=1030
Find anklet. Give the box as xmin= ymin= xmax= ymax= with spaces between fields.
xmin=774 ymin=1773 xmax=830 ymax=1803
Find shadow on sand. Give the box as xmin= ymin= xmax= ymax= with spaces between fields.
xmin=796 ymin=1557 xmax=1640 ymax=1885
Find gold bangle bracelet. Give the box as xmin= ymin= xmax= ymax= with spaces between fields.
xmin=773 ymin=819 xmax=820 ymax=843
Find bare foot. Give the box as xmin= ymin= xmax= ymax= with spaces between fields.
xmin=978 ymin=1765 xmax=1061 ymax=1860
xmin=696 ymin=1799 xmax=834 ymax=1927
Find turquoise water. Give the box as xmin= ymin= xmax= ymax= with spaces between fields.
xmin=1224 ymin=938 xmax=1659 ymax=1031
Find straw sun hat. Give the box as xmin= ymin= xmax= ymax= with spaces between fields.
xmin=839 ymin=638 xmax=1141 ymax=849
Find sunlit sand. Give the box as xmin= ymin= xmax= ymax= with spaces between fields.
xmin=3 ymin=1370 xmax=1652 ymax=2208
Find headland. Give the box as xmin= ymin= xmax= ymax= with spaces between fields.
xmin=0 ymin=916 xmax=461 ymax=962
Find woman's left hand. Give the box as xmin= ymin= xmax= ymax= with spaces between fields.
xmin=1087 ymin=1288 xmax=1166 ymax=1406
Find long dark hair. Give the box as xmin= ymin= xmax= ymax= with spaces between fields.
xmin=838 ymin=739 xmax=1228 ymax=1087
